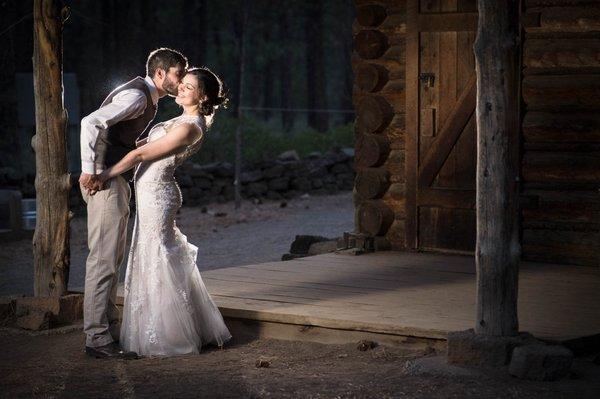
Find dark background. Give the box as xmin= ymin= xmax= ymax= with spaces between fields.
xmin=0 ymin=0 xmax=356 ymax=190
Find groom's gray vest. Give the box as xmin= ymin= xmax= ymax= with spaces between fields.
xmin=95 ymin=77 xmax=157 ymax=181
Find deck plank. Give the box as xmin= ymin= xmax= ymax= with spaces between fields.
xmin=117 ymin=251 xmax=600 ymax=342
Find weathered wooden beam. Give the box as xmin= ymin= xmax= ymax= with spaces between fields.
xmin=473 ymin=0 xmax=520 ymax=336
xmin=356 ymin=133 xmax=390 ymax=167
xmin=32 ymin=0 xmax=70 ymax=297
xmin=524 ymin=6 xmax=600 ymax=33
xmin=357 ymin=200 xmax=395 ymax=236
xmin=356 ymin=4 xmax=387 ymax=27
xmin=355 ymin=29 xmax=389 ymax=59
xmin=524 ymin=39 xmax=600 ymax=69
xmin=522 ymin=75 xmax=600 ymax=111
xmin=522 ymin=151 xmax=600 ymax=183
xmin=354 ymin=63 xmax=389 ymax=92
xmin=355 ymin=168 xmax=391 ymax=200
xmin=404 ymin=0 xmax=419 ymax=249
xmin=522 ymin=111 xmax=600 ymax=143
xmin=356 ymin=95 xmax=394 ymax=134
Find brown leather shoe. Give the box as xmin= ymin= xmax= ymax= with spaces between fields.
xmin=85 ymin=342 xmax=139 ymax=359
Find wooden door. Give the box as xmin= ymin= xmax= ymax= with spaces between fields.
xmin=406 ymin=1 xmax=479 ymax=252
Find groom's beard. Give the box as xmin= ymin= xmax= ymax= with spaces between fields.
xmin=163 ymin=77 xmax=179 ymax=96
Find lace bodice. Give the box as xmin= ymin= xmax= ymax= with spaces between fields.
xmin=134 ymin=114 xmax=205 ymax=183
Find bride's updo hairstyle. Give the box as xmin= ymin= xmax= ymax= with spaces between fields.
xmin=186 ymin=67 xmax=228 ymax=126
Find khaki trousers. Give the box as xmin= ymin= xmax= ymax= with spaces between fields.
xmin=80 ymin=175 xmax=131 ymax=347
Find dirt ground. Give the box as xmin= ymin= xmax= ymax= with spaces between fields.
xmin=0 ymin=192 xmax=355 ymax=296
xmin=1 ymin=327 xmax=599 ymax=399
xmin=2 ymin=192 xmax=600 ymax=397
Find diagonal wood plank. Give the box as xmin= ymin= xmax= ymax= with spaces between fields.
xmin=418 ymin=74 xmax=477 ymax=188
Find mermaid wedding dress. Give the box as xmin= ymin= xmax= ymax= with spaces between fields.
xmin=120 ymin=114 xmax=232 ymax=356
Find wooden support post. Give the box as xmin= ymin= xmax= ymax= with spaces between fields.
xmin=473 ymin=0 xmax=521 ymax=336
xmin=32 ymin=0 xmax=71 ymax=297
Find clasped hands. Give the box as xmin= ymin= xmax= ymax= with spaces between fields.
xmin=79 ymin=173 xmax=107 ymax=196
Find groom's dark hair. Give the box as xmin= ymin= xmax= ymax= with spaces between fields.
xmin=146 ymin=48 xmax=188 ymax=77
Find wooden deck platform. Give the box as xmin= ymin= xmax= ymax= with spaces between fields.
xmin=118 ymin=251 xmax=600 ymax=348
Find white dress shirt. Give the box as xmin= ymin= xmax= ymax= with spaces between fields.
xmin=80 ymin=76 xmax=159 ymax=174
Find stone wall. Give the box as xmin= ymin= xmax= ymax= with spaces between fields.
xmin=1 ymin=148 xmax=355 ymax=212
xmin=176 ymin=148 xmax=355 ymax=206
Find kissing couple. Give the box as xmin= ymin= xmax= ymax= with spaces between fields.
xmin=79 ymin=47 xmax=232 ymax=358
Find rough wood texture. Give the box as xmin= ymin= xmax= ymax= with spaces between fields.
xmin=524 ymin=39 xmax=600 ymax=69
xmin=356 ymin=95 xmax=394 ymax=133
xmin=522 ymin=75 xmax=600 ymax=111
xmin=32 ymin=0 xmax=70 ymax=297
xmin=352 ymin=1 xmax=407 ymax=248
xmin=357 ymin=199 xmax=395 ymax=236
xmin=356 ymin=133 xmax=391 ymax=167
xmin=473 ymin=0 xmax=520 ymax=336
xmin=519 ymin=1 xmax=600 ymax=267
xmin=173 ymin=251 xmax=600 ymax=343
xmin=355 ymin=29 xmax=389 ymax=59
xmin=355 ymin=168 xmax=391 ymax=199
xmin=354 ymin=63 xmax=389 ymax=92
xmin=523 ymin=112 xmax=600 ymax=143
xmin=522 ymin=152 xmax=600 ymax=183
xmin=356 ymin=4 xmax=387 ymax=27
xmin=524 ymin=6 xmax=600 ymax=33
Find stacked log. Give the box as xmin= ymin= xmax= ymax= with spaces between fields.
xmin=353 ymin=1 xmax=406 ymax=249
xmin=521 ymin=0 xmax=600 ymax=266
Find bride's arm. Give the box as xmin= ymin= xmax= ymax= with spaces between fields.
xmin=97 ymin=124 xmax=201 ymax=184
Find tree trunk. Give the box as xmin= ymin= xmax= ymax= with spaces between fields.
xmin=341 ymin=0 xmax=356 ymax=124
xmin=305 ymin=1 xmax=328 ymax=132
xmin=474 ymin=0 xmax=520 ymax=336
xmin=278 ymin=7 xmax=294 ymax=132
xmin=101 ymin=0 xmax=115 ymax=73
xmin=32 ymin=0 xmax=70 ymax=297
xmin=233 ymin=1 xmax=248 ymax=210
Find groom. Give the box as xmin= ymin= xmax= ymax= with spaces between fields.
xmin=79 ymin=48 xmax=187 ymax=358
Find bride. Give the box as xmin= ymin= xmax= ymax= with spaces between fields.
xmin=96 ymin=67 xmax=232 ymax=356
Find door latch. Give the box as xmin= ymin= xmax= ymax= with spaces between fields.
xmin=419 ymin=73 xmax=435 ymax=88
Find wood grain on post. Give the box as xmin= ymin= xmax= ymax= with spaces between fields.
xmin=357 ymin=199 xmax=395 ymax=236
xmin=32 ymin=0 xmax=70 ymax=297
xmin=473 ymin=0 xmax=520 ymax=336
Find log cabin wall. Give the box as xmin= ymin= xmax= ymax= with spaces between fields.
xmin=353 ymin=0 xmax=407 ymax=250
xmin=352 ymin=0 xmax=599 ymax=267
xmin=521 ymin=0 xmax=600 ymax=267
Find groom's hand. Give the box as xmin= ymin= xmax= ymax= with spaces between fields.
xmin=79 ymin=173 xmax=104 ymax=195
xmin=87 ymin=176 xmax=105 ymax=196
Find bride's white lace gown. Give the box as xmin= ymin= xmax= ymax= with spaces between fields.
xmin=120 ymin=114 xmax=232 ymax=356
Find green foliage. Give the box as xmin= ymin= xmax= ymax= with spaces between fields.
xmin=189 ymin=115 xmax=354 ymax=166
